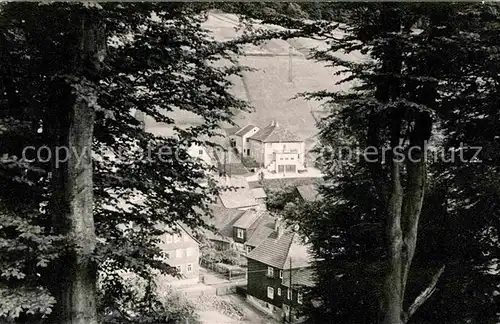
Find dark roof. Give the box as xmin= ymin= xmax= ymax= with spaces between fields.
xmin=203 ymin=206 xmax=246 ymax=242
xmin=246 ymin=229 xmax=313 ymax=269
xmin=233 ymin=210 xmax=263 ymax=229
xmin=282 ymin=267 xmax=315 ymax=288
xmin=248 ymin=122 xmax=302 ymax=143
xmin=235 ymin=124 xmax=258 ymax=136
xmin=245 ymin=213 xmax=276 ymax=247
xmin=296 ymin=184 xmax=321 ymax=202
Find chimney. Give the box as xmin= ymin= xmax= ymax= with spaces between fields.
xmin=270 ymin=120 xmax=275 ymax=127
xmin=275 ymin=121 xmax=279 ymax=127
xmin=275 ymin=218 xmax=284 ymax=239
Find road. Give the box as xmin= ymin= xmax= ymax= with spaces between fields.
xmin=221 ymin=295 xmax=280 ymax=324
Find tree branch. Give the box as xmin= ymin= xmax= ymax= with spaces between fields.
xmin=404 ymin=265 xmax=445 ymax=323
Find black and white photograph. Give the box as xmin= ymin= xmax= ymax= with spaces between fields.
xmin=0 ymin=2 xmax=499 ymax=324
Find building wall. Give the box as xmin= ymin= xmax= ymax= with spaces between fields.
xmin=247 ymin=259 xmax=286 ymax=309
xmin=248 ymin=139 xmax=264 ymax=164
xmin=157 ymin=230 xmax=200 ymax=282
xmin=211 ymin=239 xmax=231 ymax=251
xmin=264 ymin=141 xmax=305 ymax=167
xmin=240 ymin=127 xmax=260 ymax=155
xmin=249 ymin=140 xmax=305 ymax=169
xmin=187 ymin=144 xmax=212 ymax=167
xmin=231 ymin=127 xmax=260 ymax=156
xmin=233 ymin=226 xmax=247 ymax=244
xmin=230 ymin=134 xmax=242 ymax=155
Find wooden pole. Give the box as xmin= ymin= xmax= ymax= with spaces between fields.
xmin=289 ymin=257 xmax=293 ymax=323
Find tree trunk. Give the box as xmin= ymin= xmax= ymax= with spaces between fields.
xmin=383 ymin=159 xmax=404 ymax=324
xmin=50 ymin=9 xmax=105 ymax=324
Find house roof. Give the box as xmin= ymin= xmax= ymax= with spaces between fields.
xmin=245 ymin=213 xmax=276 ymax=247
xmin=225 ymin=126 xmax=241 ymax=136
xmin=251 ymin=187 xmax=267 ymax=199
xmin=233 ymin=209 xmax=263 ymax=229
xmin=246 ymin=229 xmax=313 ymax=269
xmin=234 ymin=124 xmax=258 ymax=137
xmin=203 ymin=206 xmax=246 ymax=242
xmin=282 ymin=267 xmax=315 ymax=288
xmin=248 ymin=121 xmax=302 ymax=143
xmin=218 ymin=176 xmax=259 ymax=209
xmin=296 ymin=184 xmax=321 ymax=202
xmin=177 ymin=222 xmax=202 ymax=245
xmin=153 ymin=221 xmax=201 ymax=245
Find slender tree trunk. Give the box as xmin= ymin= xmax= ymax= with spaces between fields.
xmin=383 ymin=159 xmax=404 ymax=324
xmin=50 ymin=9 xmax=105 ymax=324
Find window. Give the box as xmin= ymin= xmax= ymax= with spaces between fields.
xmin=237 ymin=228 xmax=244 ymax=239
xmin=287 ymin=289 xmax=292 ymax=300
xmin=198 ymin=150 xmax=203 ymax=155
xmin=279 ymin=270 xmax=283 ymax=279
xmin=187 ymin=263 xmax=193 ymax=273
xmin=267 ymin=286 xmax=274 ymax=299
xmin=173 ymin=234 xmax=180 ymax=243
xmin=176 ymin=265 xmax=182 ymax=273
xmin=186 ymin=247 xmax=195 ymax=257
xmin=267 ymin=266 xmax=274 ymax=278
xmin=290 ymin=157 xmax=294 ymax=160
xmin=166 ymin=234 xmax=173 ymax=243
xmin=246 ymin=138 xmax=249 ymax=143
xmin=277 ymin=288 xmax=282 ymax=296
xmin=176 ymin=249 xmax=182 ymax=258
xmin=297 ymin=293 xmax=303 ymax=304
xmin=280 ymin=157 xmax=283 ymax=160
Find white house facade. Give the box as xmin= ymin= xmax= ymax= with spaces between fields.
xmin=230 ymin=124 xmax=260 ymax=157
xmin=247 ymin=121 xmax=305 ymax=174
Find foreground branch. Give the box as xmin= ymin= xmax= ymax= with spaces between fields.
xmin=404 ymin=265 xmax=445 ymax=323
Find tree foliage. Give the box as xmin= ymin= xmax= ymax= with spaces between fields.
xmin=259 ymin=3 xmax=500 ymax=323
xmin=0 ymin=2 xmax=253 ymax=322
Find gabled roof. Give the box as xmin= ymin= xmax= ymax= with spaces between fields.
xmin=296 ymin=184 xmax=321 ymax=202
xmin=177 ymin=222 xmax=202 ymax=245
xmin=155 ymin=221 xmax=201 ymax=245
xmin=233 ymin=210 xmax=263 ymax=229
xmin=248 ymin=122 xmax=302 ymax=143
xmin=234 ymin=124 xmax=258 ymax=137
xmin=245 ymin=213 xmax=276 ymax=247
xmin=246 ymin=229 xmax=313 ymax=269
xmin=225 ymin=126 xmax=241 ymax=136
xmin=203 ymin=206 xmax=246 ymax=242
xmin=282 ymin=267 xmax=315 ymax=288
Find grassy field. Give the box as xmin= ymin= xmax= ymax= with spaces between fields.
xmin=166 ymin=13 xmax=362 ymax=158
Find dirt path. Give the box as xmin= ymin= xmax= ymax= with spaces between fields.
xmin=221 ymin=295 xmax=280 ymax=324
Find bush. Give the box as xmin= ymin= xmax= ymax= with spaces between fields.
xmin=241 ymin=156 xmax=259 ymax=168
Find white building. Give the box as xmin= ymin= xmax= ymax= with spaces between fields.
xmin=229 ymin=124 xmax=260 ymax=157
xmin=247 ymin=121 xmax=305 ymax=174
